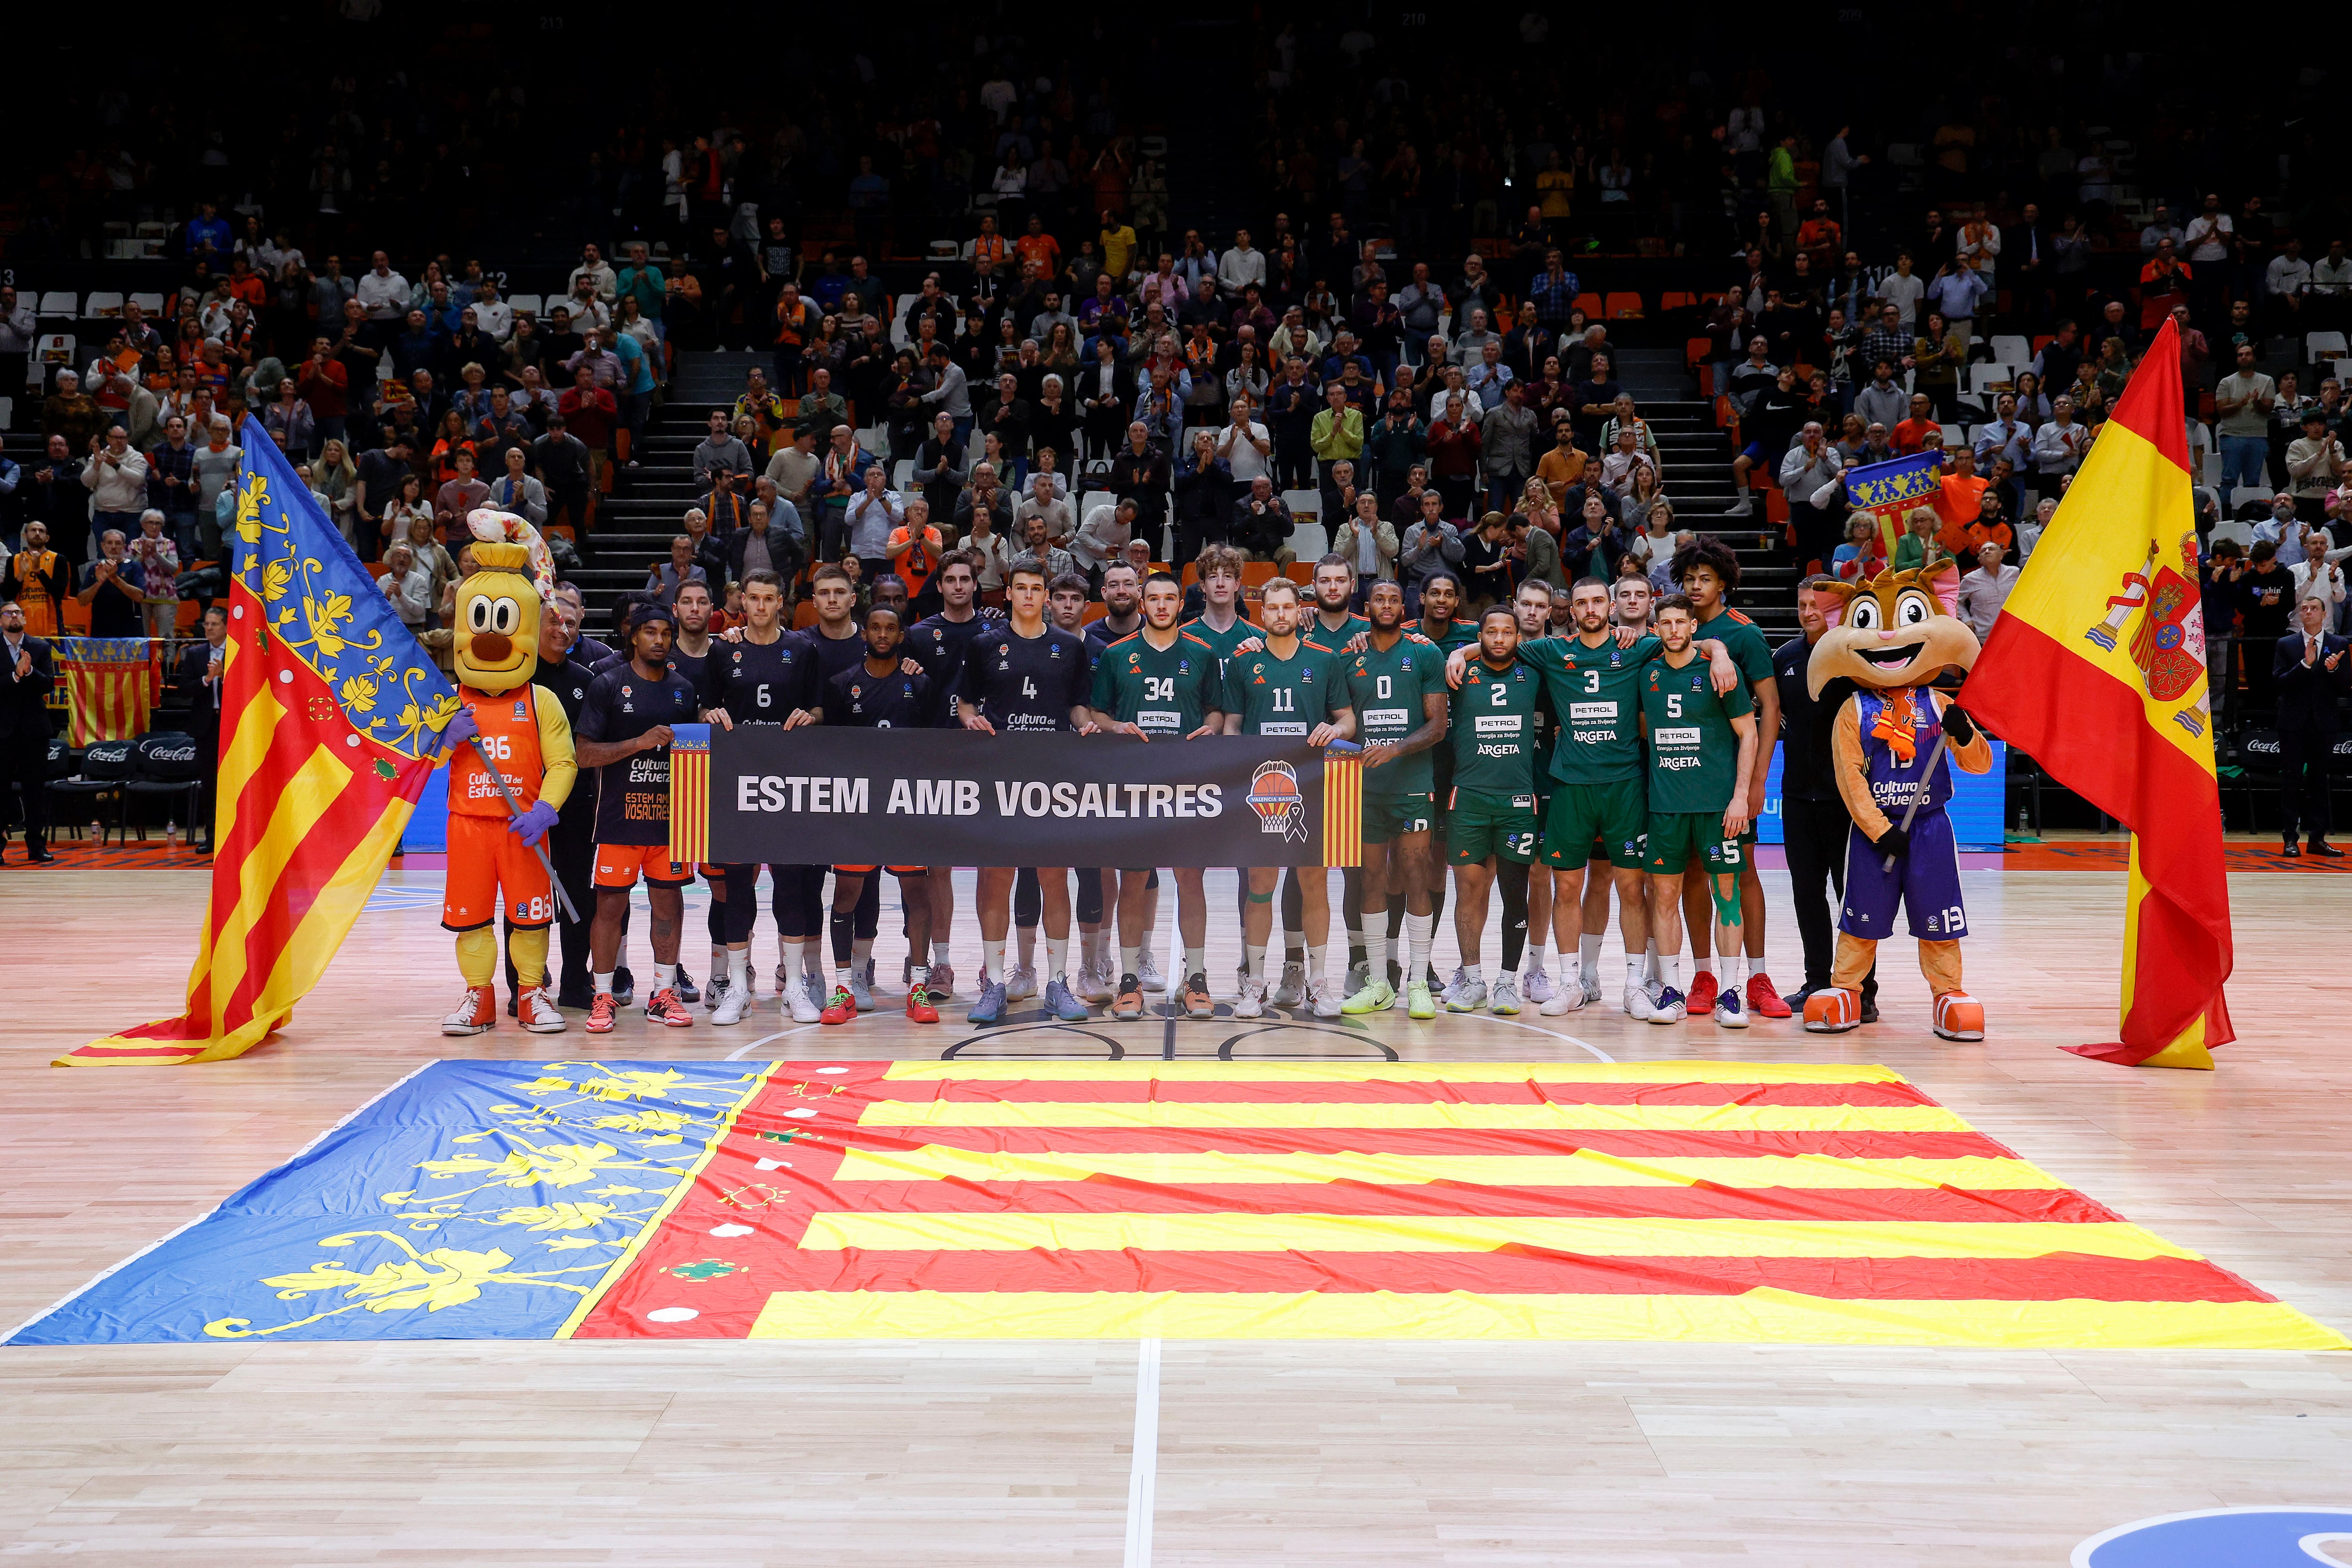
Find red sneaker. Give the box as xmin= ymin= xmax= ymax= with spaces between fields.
xmin=440 ymin=983 xmax=497 ymax=1036
xmin=905 ymin=985 xmax=939 ymax=1024
xmin=584 ymin=992 xmax=619 ymax=1034
xmin=642 ymin=987 xmax=693 ymax=1027
xmin=820 ymin=983 xmax=857 ymax=1025
xmin=1745 ymin=971 xmax=1793 ymax=1019
xmin=1684 ymin=969 xmax=1719 ymax=1018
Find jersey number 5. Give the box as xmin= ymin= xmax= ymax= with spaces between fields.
xmin=1666 ymin=694 xmax=1683 ymax=717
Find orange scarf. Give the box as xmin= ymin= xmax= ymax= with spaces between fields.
xmin=1871 ymin=689 xmax=1919 ymax=764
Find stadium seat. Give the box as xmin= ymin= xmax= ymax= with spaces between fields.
xmin=1684 ymin=335 xmax=1710 ymax=367
xmin=1082 ymin=600 xmax=1110 ymax=624
xmin=83 ymin=293 xmax=126 ymax=318
xmin=121 ymin=732 xmax=205 ymax=842
xmin=128 ymin=292 xmax=164 ymax=316
xmin=891 ymin=459 xmax=916 ymax=490
xmin=1660 ymin=292 xmax=1697 ymax=312
xmin=1969 ymin=363 xmax=2012 ymax=394
xmin=1281 ymin=488 xmax=1320 ymax=525
xmin=2231 ymin=486 xmax=2274 ymax=512
xmin=1990 ymin=334 xmax=2031 ymax=366
xmin=2306 ymin=331 xmax=2349 ymax=363
xmin=507 ymin=294 xmax=542 ymax=319
xmin=48 ymin=738 xmax=135 ymax=846
xmin=1605 ymin=291 xmax=1643 ymax=319
xmin=37 ymin=292 xmax=77 ymax=318
xmin=792 ymin=601 xmax=820 ymax=629
xmin=1573 ymin=292 xmax=1602 ymax=320
xmin=856 ymin=425 xmax=887 ymax=458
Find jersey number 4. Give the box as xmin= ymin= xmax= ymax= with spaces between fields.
xmin=1022 ymin=676 xmax=1038 ymax=699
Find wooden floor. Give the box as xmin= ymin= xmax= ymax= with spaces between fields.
xmin=4 ymin=861 xmax=2350 ymax=1566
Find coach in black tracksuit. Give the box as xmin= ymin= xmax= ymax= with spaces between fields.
xmin=1772 ymin=584 xmax=1878 ymax=1019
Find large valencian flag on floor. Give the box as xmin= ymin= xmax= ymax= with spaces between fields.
xmin=1960 ymin=317 xmax=2233 ymax=1069
xmin=55 ymin=418 xmax=459 ymax=1067
xmin=11 ymin=1060 xmax=2341 ymax=1351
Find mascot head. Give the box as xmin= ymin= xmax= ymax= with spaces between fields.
xmin=453 ymin=510 xmax=555 ymax=693
xmin=1806 ymin=560 xmax=1980 ymax=698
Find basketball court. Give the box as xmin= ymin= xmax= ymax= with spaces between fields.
xmin=5 ymin=855 xmax=2348 ymax=1565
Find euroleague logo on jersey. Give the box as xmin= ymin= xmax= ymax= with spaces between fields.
xmin=1246 ymin=761 xmax=1309 ymax=843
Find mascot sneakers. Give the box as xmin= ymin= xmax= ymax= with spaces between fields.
xmin=1804 ymin=987 xmax=1864 ymax=1033
xmin=442 ymin=985 xmax=498 ymax=1035
xmin=1933 ymin=991 xmax=1987 ymax=1042
xmin=516 ymin=987 xmax=567 ymax=1033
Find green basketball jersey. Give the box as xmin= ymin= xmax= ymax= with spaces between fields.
xmin=1449 ymin=657 xmax=1547 ymax=798
xmin=1698 ymin=607 xmax=1774 ymax=692
xmin=1091 ymin=630 xmax=1228 ymax=736
xmin=1344 ymin=634 xmax=1451 ymax=796
xmin=1229 ymin=639 xmax=1348 ymax=736
xmin=1307 ymin=610 xmax=1372 ymax=649
xmin=1179 ymin=613 xmax=1256 ymax=670
xmin=1518 ymin=632 xmax=1661 ymax=786
xmin=1415 ymin=617 xmax=1480 ymax=656
xmin=1639 ymin=653 xmax=1753 ymax=814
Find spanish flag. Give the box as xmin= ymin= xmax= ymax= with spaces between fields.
xmin=1959 ymin=319 xmax=2231 ymax=1068
xmin=57 ymin=421 xmax=460 ymax=1067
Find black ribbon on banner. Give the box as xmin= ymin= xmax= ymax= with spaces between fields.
xmin=680 ymin=726 xmax=1361 ymax=867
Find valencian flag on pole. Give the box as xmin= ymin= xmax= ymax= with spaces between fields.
xmin=57 ymin=418 xmax=459 ymax=1067
xmin=1959 ymin=318 xmax=2231 ymax=1069
xmin=1841 ymin=452 xmax=1943 ymax=570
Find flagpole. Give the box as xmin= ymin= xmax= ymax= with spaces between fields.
xmin=464 ymin=737 xmax=581 ymax=924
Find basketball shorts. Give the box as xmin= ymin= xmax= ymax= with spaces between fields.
xmin=442 ymin=812 xmax=554 ymax=931
xmin=1839 ymin=809 xmax=1967 ymax=940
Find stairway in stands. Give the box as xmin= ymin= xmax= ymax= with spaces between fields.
xmin=571 ymin=351 xmax=765 ymax=628
xmin=1615 ymin=347 xmax=1796 ymax=644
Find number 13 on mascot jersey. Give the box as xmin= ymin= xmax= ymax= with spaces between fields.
xmin=437 ymin=511 xmax=580 ymax=1037
xmin=1802 ymin=561 xmax=1994 ymax=1043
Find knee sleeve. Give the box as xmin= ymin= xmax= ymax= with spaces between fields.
xmin=854 ymin=869 xmax=881 ymax=939
xmin=829 ymin=905 xmax=857 ymax=964
xmin=770 ymin=864 xmax=793 ymax=930
xmin=706 ymin=867 xmax=728 ymax=945
xmin=455 ymin=926 xmax=499 ymax=986
xmin=797 ymin=868 xmax=825 ymax=936
xmin=509 ymin=925 xmax=550 ymax=987
xmin=1014 ymin=865 xmax=1042 ymax=928
xmin=1498 ymin=862 xmax=1530 ymax=969
xmin=1074 ymin=866 xmax=1104 ymax=926
xmin=1342 ymin=866 xmax=1363 ymax=927
xmin=724 ymin=871 xmax=766 ymax=945
xmin=1145 ymin=868 xmax=1160 ymax=891
xmin=1280 ymin=866 xmax=1303 ymax=929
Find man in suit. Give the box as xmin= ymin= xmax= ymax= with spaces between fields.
xmin=169 ymin=602 xmax=230 ymax=852
xmin=2273 ymin=594 xmax=2352 ymax=857
xmin=0 ymin=597 xmax=58 ymax=862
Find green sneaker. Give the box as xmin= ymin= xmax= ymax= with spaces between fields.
xmin=1340 ymin=979 xmax=1395 ymax=1014
xmin=1406 ymin=979 xmax=1436 ymax=1019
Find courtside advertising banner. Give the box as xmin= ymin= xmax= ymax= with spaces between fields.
xmin=667 ymin=725 xmax=1361 ymax=867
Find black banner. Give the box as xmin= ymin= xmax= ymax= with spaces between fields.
xmin=669 ymin=725 xmax=1362 ymax=867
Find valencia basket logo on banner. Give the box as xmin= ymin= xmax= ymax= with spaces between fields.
xmin=1247 ymin=761 xmax=1307 ymax=843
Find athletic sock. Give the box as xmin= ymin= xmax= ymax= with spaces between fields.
xmin=728 ymin=948 xmax=749 ymax=989
xmin=1644 ymin=937 xmax=1661 ymax=983
xmin=1046 ymin=935 xmax=1071 ymax=983
xmin=1282 ymin=928 xmax=1305 ymax=964
xmin=933 ymin=938 xmax=954 ymax=969
xmin=1579 ymin=933 xmax=1603 ymax=973
xmin=710 ymin=944 xmax=727 ymax=979
xmin=656 ymin=962 xmax=678 ymax=990
xmin=1016 ymin=924 xmax=1037 ymax=968
xmin=1722 ymin=953 xmax=1745 ymax=990
xmin=1305 ymin=944 xmax=1324 ymax=981
xmin=1325 ymin=939 xmax=1346 ymax=988
xmin=1346 ymin=921 xmax=1367 ymax=967
xmin=594 ymin=970 xmax=614 ymax=995
xmin=1366 ymin=931 xmax=1389 ymax=984
xmin=1625 ymin=955 xmax=1645 ymax=993
xmin=1662 ymin=954 xmax=1683 ymax=990
xmin=851 ymin=936 xmax=874 ymax=972
xmin=1245 ymin=943 xmax=1268 ymax=981
xmin=1462 ymin=962 xmax=1483 ymax=984
xmin=1404 ymin=913 xmax=1433 ymax=987
xmin=985 ymin=939 xmax=1008 ymax=985
xmin=910 ymin=964 xmax=930 ymax=990
xmin=1184 ymin=944 xmax=1207 ymax=980
xmin=1691 ymin=956 xmax=1713 ymax=983
xmin=1120 ymin=945 xmax=1140 ymax=979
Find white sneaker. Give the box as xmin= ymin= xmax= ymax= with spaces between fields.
xmin=703 ymin=972 xmax=731 ymax=1013
xmin=516 ymin=987 xmax=567 ymax=1033
xmin=1344 ymin=959 xmax=1371 ymax=997
xmin=861 ymin=957 xmax=880 ymax=1003
xmin=1622 ymin=979 xmax=1647 ymax=1017
xmin=1539 ymin=975 xmax=1589 ymax=1015
xmin=1447 ymin=976 xmax=1488 ymax=1012
xmin=1308 ymin=978 xmax=1343 ymax=1018
xmin=1440 ymin=966 xmax=1467 ymax=1007
xmin=1725 ymin=494 xmax=1753 ymax=517
xmin=1271 ymin=961 xmax=1307 ymax=1008
xmin=786 ymin=972 xmax=822 ymax=1023
xmin=1074 ymin=963 xmax=1113 ymax=1004
xmin=1137 ymin=949 xmax=1167 ymax=993
xmin=1524 ymin=965 xmax=1553 ymax=1003
xmin=850 ymin=965 xmax=875 ymax=1012
xmin=1232 ymin=977 xmax=1267 ymax=1019
xmin=1581 ymin=968 xmax=1602 ymax=1003
xmin=1489 ymin=976 xmax=1520 ymax=1015
xmin=1005 ymin=963 xmax=1039 ymax=1000
xmin=711 ymin=981 xmax=750 ymax=1025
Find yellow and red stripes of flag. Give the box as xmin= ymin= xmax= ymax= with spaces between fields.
xmin=58 ymin=639 xmax=155 ymax=745
xmin=668 ymin=726 xmax=711 ymax=864
xmin=59 ymin=580 xmax=437 ymax=1066
xmin=1320 ymin=749 xmax=1361 ymax=867
xmin=566 ymin=1062 xmax=2345 ymax=1351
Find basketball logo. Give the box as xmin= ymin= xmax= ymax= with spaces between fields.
xmin=1247 ymin=761 xmax=1307 ymax=843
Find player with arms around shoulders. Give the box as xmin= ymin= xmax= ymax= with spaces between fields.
xmin=958 ymin=560 xmax=1098 ymax=1026
xmin=695 ymin=568 xmax=823 ymax=1024
xmin=1444 ymin=604 xmax=1549 ymax=1016
xmin=1089 ymin=568 xmax=1230 ymax=1019
xmin=1337 ymin=577 xmax=1450 ymax=1019
xmin=910 ymin=548 xmax=995 ymax=1000
xmin=1637 ymin=592 xmax=1759 ymax=1026
xmin=816 ymin=602 xmax=939 ymax=1023
xmin=1223 ymin=576 xmax=1357 ymax=1017
xmin=575 ymin=601 xmax=708 ymax=1033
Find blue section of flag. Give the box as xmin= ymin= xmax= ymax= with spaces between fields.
xmin=231 ymin=414 xmax=457 ymax=761
xmin=8 ymin=1060 xmax=769 ymax=1345
xmin=1843 ymin=452 xmax=1944 ymax=512
xmin=2079 ymin=1509 xmax=2352 ymax=1568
